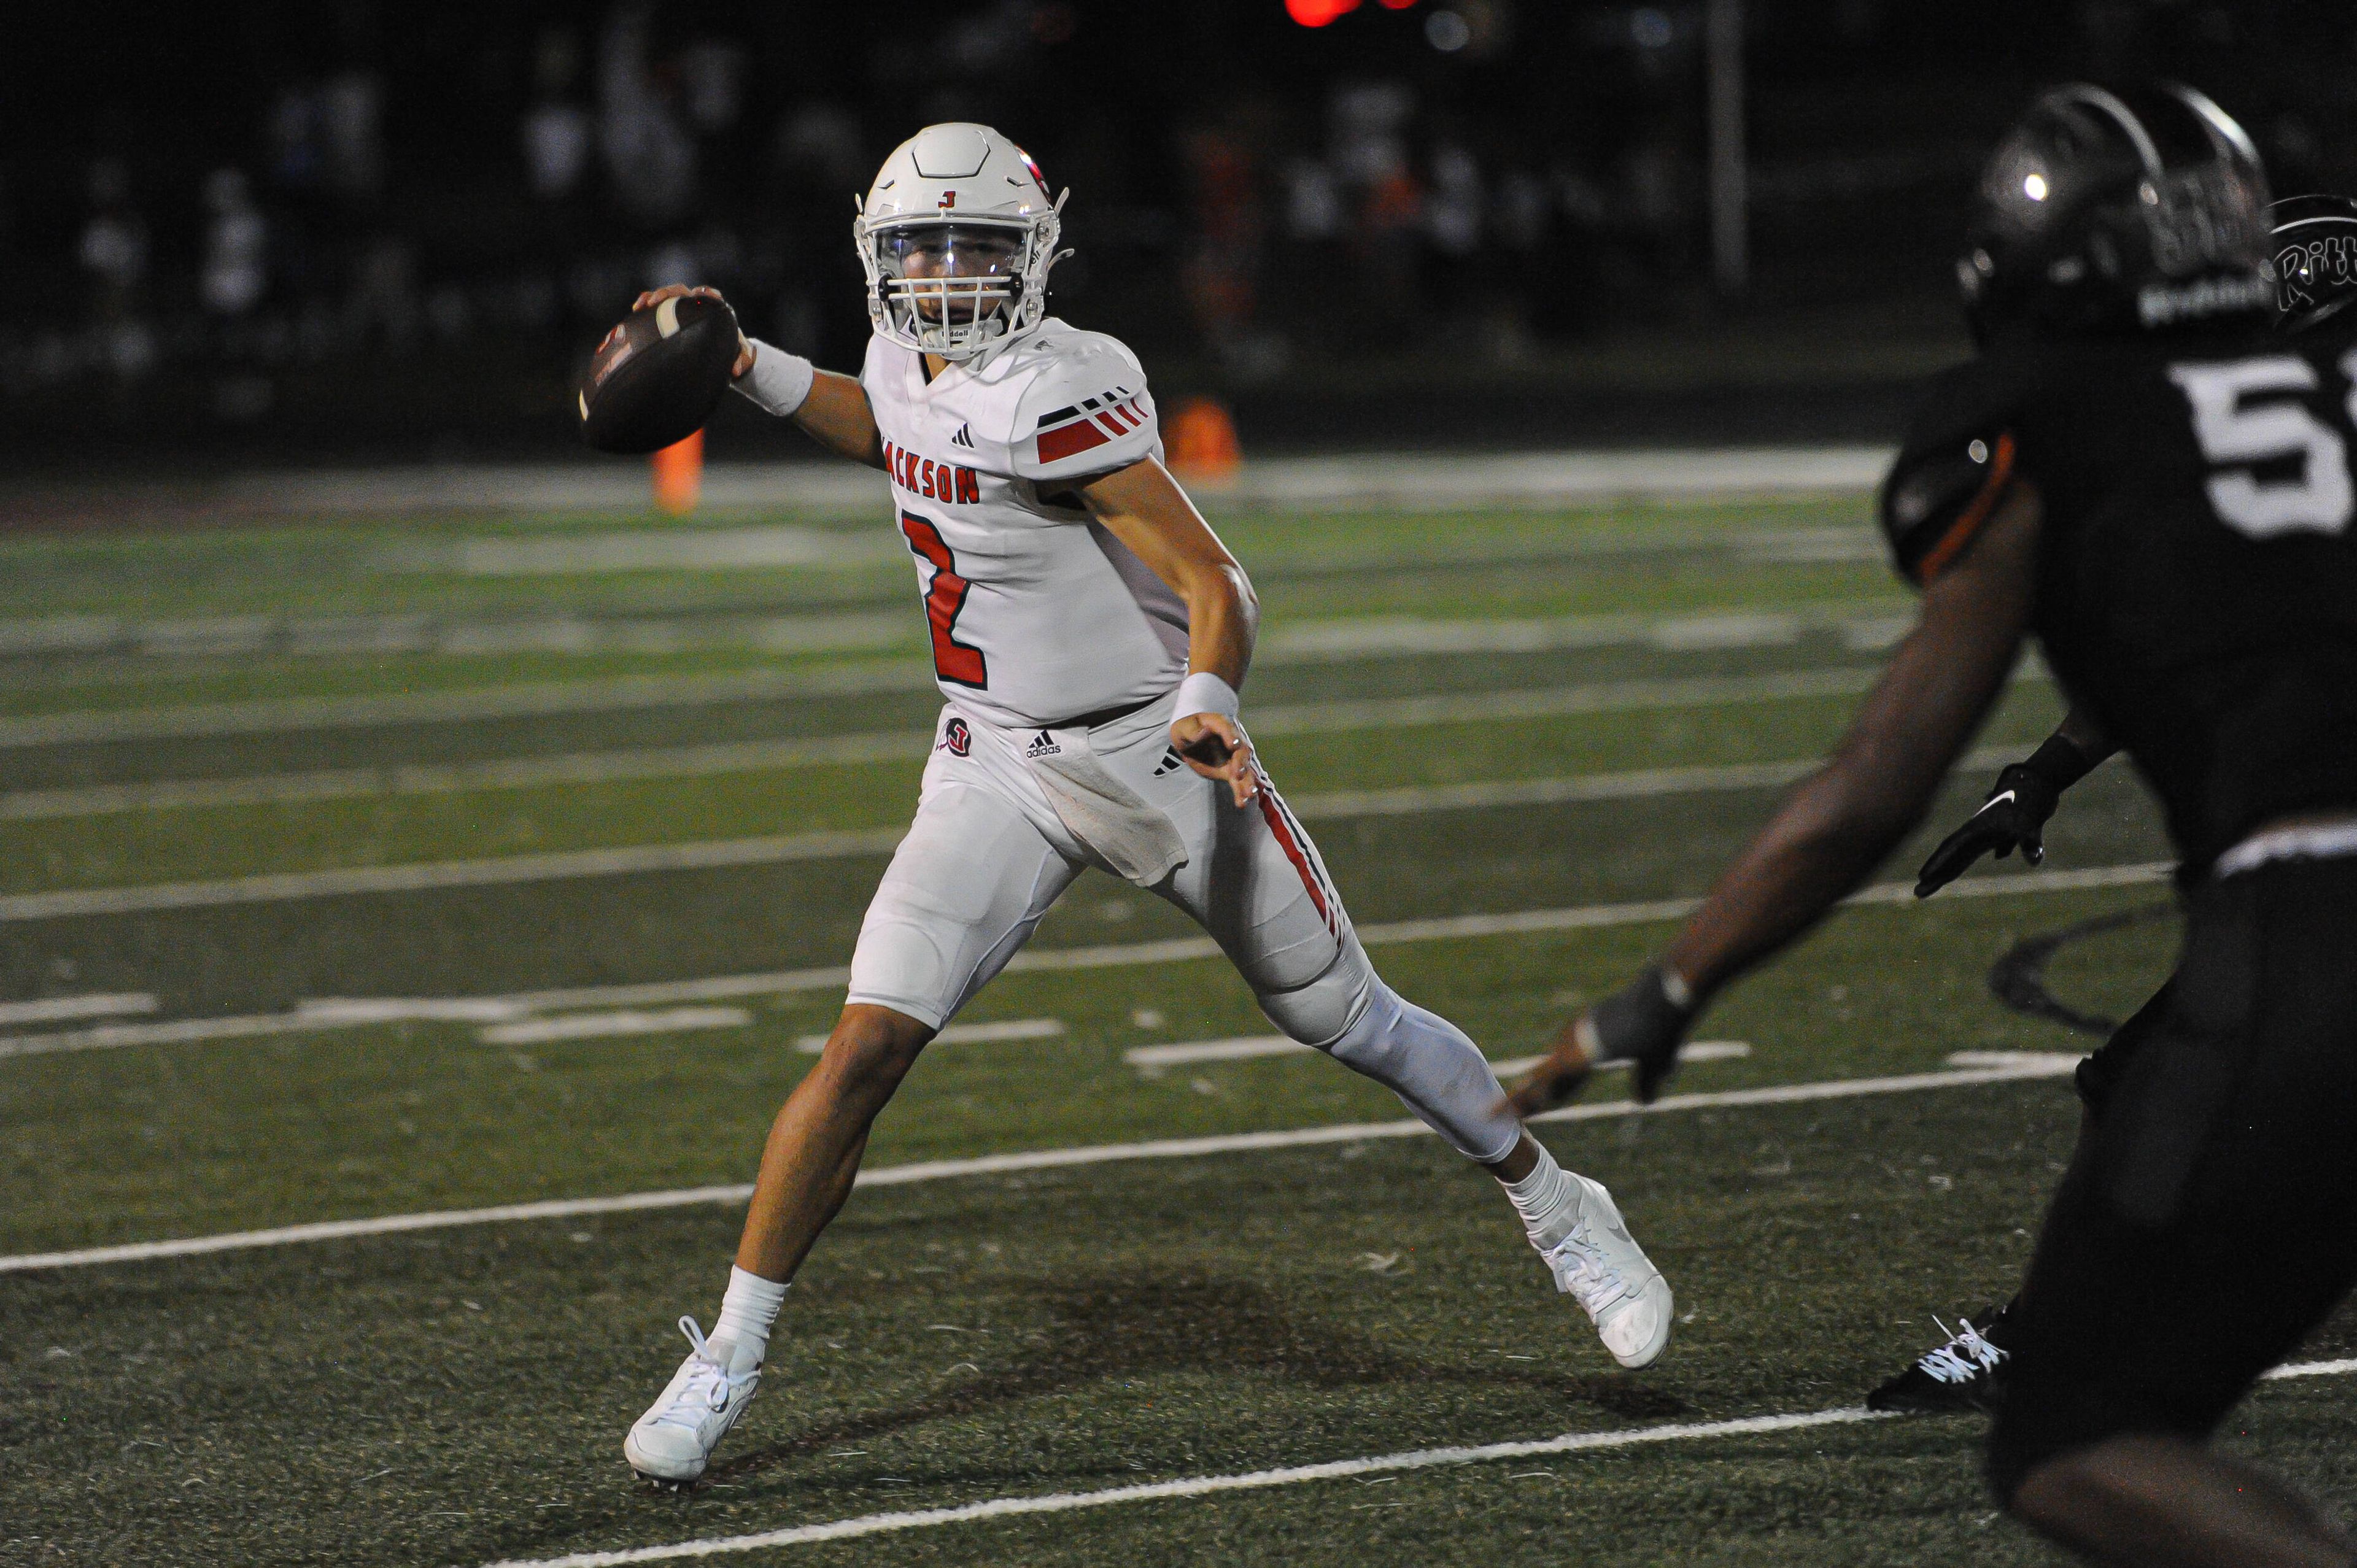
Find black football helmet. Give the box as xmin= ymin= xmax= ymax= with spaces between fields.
xmin=1959 ymin=83 xmax=2274 ymax=346
xmin=2270 ymin=194 xmax=2357 ymax=333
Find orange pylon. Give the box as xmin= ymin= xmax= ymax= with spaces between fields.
xmin=1166 ymin=396 xmax=1240 ymax=481
xmin=652 ymin=428 xmax=704 ymax=515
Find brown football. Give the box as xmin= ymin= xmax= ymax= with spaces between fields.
xmin=578 ymin=294 xmax=741 ymax=454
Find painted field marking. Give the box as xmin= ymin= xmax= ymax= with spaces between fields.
xmin=0 ymin=992 xmax=155 ymax=1026
xmin=0 ymin=660 xmax=1913 ymax=826
xmin=0 ymin=665 xmax=925 ymax=750
xmin=0 ymin=603 xmax=1913 ymax=752
xmin=470 ymin=1353 xmax=2357 ymax=1568
xmin=0 ymin=720 xmax=2063 ymax=924
xmin=0 ymin=1055 xmax=2082 ymax=1275
xmin=797 ymin=1018 xmax=1064 ymax=1053
xmin=478 ymin=1007 xmax=751 ymax=1047
xmin=0 ymin=863 xmax=2173 ymax=1061
xmin=1122 ymin=1037 xmax=1751 ymax=1075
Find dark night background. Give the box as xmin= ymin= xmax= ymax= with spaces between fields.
xmin=2 ymin=0 xmax=2349 ymax=468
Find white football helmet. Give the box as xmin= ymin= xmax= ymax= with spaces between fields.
xmin=854 ymin=123 xmax=1067 ymax=360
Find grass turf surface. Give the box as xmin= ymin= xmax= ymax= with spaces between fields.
xmin=0 ymin=490 xmax=2328 ymax=1567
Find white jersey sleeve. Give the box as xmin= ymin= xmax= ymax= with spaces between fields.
xmin=1005 ymin=331 xmax=1161 ymax=482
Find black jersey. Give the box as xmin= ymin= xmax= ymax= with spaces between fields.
xmin=1881 ymin=307 xmax=2357 ymax=878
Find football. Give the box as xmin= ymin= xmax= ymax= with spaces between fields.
xmin=577 ymin=293 xmax=742 ymax=454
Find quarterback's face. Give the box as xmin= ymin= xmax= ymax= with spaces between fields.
xmin=884 ymin=225 xmax=1024 ymax=322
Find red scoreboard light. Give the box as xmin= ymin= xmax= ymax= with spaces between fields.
xmin=1285 ymin=0 xmax=1360 ymax=25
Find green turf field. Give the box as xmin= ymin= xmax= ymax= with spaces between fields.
xmin=6 ymin=488 xmax=2337 ymax=1568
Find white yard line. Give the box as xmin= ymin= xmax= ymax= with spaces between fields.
xmin=0 ymin=721 xmax=2054 ymax=926
xmin=0 ymin=1054 xmax=2080 ymax=1275
xmin=472 ymin=1352 xmax=2357 ymax=1568
xmin=0 ymin=991 xmax=155 ymax=1025
xmin=0 ymin=863 xmax=2172 ymax=1060
xmin=0 ymin=655 xmax=1925 ymax=821
xmin=1123 ymin=1037 xmax=1751 ymax=1075
xmin=799 ymin=1018 xmax=1065 ymax=1052
xmin=0 ymin=604 xmax=1903 ymax=753
xmin=478 ymin=1007 xmax=752 ymax=1046
xmin=0 ymin=665 xmax=926 ymax=749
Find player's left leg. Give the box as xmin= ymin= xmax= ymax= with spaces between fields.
xmin=1989 ymin=857 xmax=2357 ymax=1566
xmin=1158 ymin=762 xmax=1673 ymax=1368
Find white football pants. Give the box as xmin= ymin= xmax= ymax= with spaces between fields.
xmin=844 ymin=690 xmax=1523 ymax=1163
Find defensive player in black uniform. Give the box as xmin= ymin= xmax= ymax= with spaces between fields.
xmin=1870 ymin=190 xmax=2357 ymax=1418
xmin=1513 ymin=83 xmax=2357 ymax=1567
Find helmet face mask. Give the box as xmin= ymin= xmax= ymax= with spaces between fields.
xmin=869 ymin=220 xmax=1036 ymax=347
xmin=854 ymin=123 xmax=1065 ymax=361
xmin=1960 ymin=83 xmax=2274 ymax=347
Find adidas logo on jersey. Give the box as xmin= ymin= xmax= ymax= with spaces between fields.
xmin=1024 ymin=731 xmax=1062 ymax=759
xmin=950 ymin=422 xmax=974 ymax=449
xmin=1152 ymin=747 xmax=1184 ymax=776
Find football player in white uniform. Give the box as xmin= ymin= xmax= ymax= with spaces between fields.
xmin=622 ymin=123 xmax=1673 ymax=1485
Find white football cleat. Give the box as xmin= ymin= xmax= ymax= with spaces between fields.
xmin=623 ymin=1316 xmax=762 ymax=1485
xmin=1538 ymin=1175 xmax=1674 ymax=1369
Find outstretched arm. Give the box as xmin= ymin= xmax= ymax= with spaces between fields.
xmin=1514 ymin=481 xmax=2046 ymax=1111
xmin=633 ymin=285 xmax=885 ymax=471
xmin=1079 ymin=457 xmax=1262 ymax=806
xmin=1913 ymin=702 xmax=2117 ymax=896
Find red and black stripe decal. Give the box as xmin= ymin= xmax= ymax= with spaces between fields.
xmin=1034 ymin=387 xmax=1149 ymax=465
xmin=1253 ymin=774 xmax=1342 ymax=936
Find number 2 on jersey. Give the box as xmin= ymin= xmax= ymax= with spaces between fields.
xmin=899 ymin=510 xmax=988 ymax=687
xmin=2170 ymin=349 xmax=2357 ymax=539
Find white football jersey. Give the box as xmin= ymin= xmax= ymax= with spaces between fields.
xmin=859 ymin=318 xmax=1185 ymax=730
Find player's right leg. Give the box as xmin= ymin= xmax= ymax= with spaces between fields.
xmin=625 ymin=755 xmax=1083 ymax=1484
xmin=1156 ymin=756 xmax=1672 ymax=1367
xmin=1988 ymin=858 xmax=2357 ymax=1565
xmin=1868 ymin=978 xmax=2179 ymax=1414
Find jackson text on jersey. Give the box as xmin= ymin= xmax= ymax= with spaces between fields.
xmin=883 ymin=438 xmax=982 ymax=505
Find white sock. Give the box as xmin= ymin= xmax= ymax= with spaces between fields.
xmin=1501 ymin=1143 xmax=1586 ymax=1251
xmin=711 ymin=1265 xmax=788 ymax=1370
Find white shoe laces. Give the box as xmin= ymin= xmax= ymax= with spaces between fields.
xmin=1544 ymin=1220 xmax=1635 ymax=1317
xmin=1915 ymin=1316 xmax=2007 ymax=1385
xmin=646 ymin=1315 xmax=758 ymax=1432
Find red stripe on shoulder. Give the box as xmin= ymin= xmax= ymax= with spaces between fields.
xmin=1036 ymin=418 xmax=1112 ymax=465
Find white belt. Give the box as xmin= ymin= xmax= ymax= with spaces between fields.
xmin=2213 ymin=817 xmax=2357 ymax=878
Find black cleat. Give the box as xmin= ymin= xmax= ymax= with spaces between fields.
xmin=1866 ymin=1303 xmax=2014 ymax=1414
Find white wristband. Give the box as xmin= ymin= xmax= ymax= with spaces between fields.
xmin=1175 ymin=671 xmax=1240 ymax=722
xmin=733 ymin=339 xmax=816 ymax=417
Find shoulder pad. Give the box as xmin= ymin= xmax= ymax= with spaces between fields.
xmin=1007 ymin=329 xmax=1158 ymax=481
xmin=1879 ymin=359 xmax=2027 ymax=585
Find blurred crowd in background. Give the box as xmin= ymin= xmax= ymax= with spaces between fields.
xmin=2 ymin=0 xmax=2351 ymax=462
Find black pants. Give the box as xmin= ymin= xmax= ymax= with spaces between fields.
xmin=1987 ymin=855 xmax=2357 ymax=1500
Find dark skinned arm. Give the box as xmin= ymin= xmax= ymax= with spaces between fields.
xmin=1512 ymin=481 xmax=2046 ymax=1112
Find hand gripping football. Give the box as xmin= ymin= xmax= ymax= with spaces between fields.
xmin=578 ymin=294 xmax=741 ymax=454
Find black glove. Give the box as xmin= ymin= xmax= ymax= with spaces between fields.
xmin=1582 ymin=964 xmax=1698 ymax=1105
xmin=1914 ymin=735 xmax=2092 ymax=897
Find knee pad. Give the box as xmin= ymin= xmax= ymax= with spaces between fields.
xmin=1255 ymin=935 xmax=1376 ymax=1048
